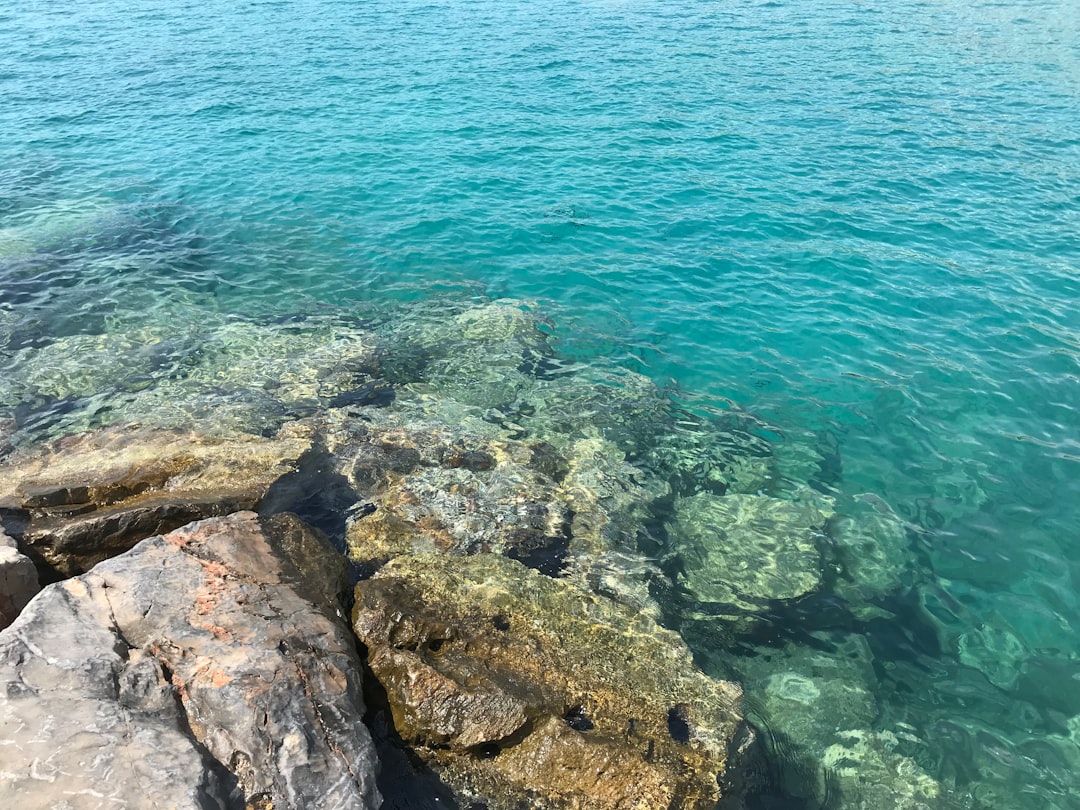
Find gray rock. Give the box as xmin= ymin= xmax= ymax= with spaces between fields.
xmin=0 ymin=520 xmax=38 ymax=629
xmin=0 ymin=511 xmax=381 ymax=810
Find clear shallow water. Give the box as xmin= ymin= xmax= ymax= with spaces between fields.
xmin=2 ymin=0 xmax=1080 ymax=807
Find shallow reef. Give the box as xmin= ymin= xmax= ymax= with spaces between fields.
xmin=2 ymin=289 xmax=1073 ymax=809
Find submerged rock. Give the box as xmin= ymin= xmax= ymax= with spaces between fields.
xmin=352 ymin=551 xmax=753 ymax=810
xmin=0 ymin=196 xmax=118 ymax=259
xmin=821 ymin=729 xmax=941 ymax=810
xmin=644 ymin=410 xmax=775 ymax=497
xmin=382 ymin=299 xmax=550 ymax=407
xmin=828 ymin=494 xmax=917 ymax=613
xmin=329 ymin=406 xmax=662 ymax=612
xmin=957 ymin=619 xmax=1027 ymax=692
xmin=668 ymin=489 xmax=832 ymax=615
xmin=698 ymin=631 xmax=882 ymax=805
xmin=0 ymin=424 xmax=309 ymax=578
xmin=0 ymin=511 xmax=381 ymax=809
xmin=0 ymin=520 xmax=38 ymax=629
xmin=0 ymin=311 xmax=382 ymax=442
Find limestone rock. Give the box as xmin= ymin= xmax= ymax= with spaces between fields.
xmin=0 ymin=511 xmax=381 ymax=809
xmin=668 ymin=489 xmax=832 ymax=614
xmin=0 ymin=521 xmax=38 ymax=628
xmin=353 ymin=551 xmax=752 ymax=810
xmin=0 ymin=424 xmax=309 ymax=577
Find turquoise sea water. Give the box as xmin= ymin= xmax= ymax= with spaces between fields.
xmin=3 ymin=0 xmax=1080 ymax=807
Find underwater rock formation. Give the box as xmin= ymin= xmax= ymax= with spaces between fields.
xmin=320 ymin=404 xmax=661 ymax=611
xmin=0 ymin=424 xmax=309 ymax=578
xmin=0 ymin=196 xmax=118 ymax=259
xmin=644 ymin=410 xmax=776 ymax=497
xmin=821 ymin=729 xmax=941 ymax=810
xmin=352 ymin=551 xmax=753 ymax=810
xmin=0 ymin=312 xmax=383 ymax=441
xmin=828 ymin=494 xmax=917 ymax=615
xmin=667 ymin=489 xmax=833 ymax=616
xmin=1 ymin=292 xmax=912 ymax=808
xmin=697 ymin=631 xmax=883 ymax=805
xmin=0 ymin=511 xmax=381 ymax=809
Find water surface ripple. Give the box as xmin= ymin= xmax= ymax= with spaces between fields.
xmin=3 ymin=1 xmax=1080 ymax=808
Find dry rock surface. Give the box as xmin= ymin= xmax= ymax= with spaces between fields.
xmin=353 ymin=551 xmax=753 ymax=810
xmin=0 ymin=520 xmax=38 ymax=629
xmin=0 ymin=424 xmax=309 ymax=578
xmin=0 ymin=511 xmax=380 ymax=810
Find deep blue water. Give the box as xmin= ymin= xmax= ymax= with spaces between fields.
xmin=3 ymin=1 xmax=1080 ymax=807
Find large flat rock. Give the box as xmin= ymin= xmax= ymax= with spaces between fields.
xmin=0 ymin=424 xmax=310 ymax=578
xmin=0 ymin=511 xmax=380 ymax=810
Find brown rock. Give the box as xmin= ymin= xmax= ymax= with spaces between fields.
xmin=0 ymin=424 xmax=309 ymax=577
xmin=0 ymin=511 xmax=380 ymax=809
xmin=353 ymin=552 xmax=753 ymax=810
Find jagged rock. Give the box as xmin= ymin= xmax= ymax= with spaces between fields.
xmin=335 ymin=413 xmax=572 ymax=564
xmin=0 ymin=511 xmax=381 ymax=809
xmin=0 ymin=424 xmax=309 ymax=577
xmin=353 ymin=551 xmax=753 ymax=810
xmin=668 ymin=489 xmax=832 ymax=615
xmin=0 ymin=520 xmax=38 ymax=628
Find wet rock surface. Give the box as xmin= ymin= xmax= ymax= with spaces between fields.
xmin=353 ymin=551 xmax=753 ymax=810
xmin=0 ymin=424 xmax=309 ymax=578
xmin=319 ymin=405 xmax=663 ymax=612
xmin=0 ymin=511 xmax=381 ymax=810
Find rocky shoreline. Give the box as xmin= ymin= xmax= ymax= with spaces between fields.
xmin=0 ymin=299 xmax=936 ymax=809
